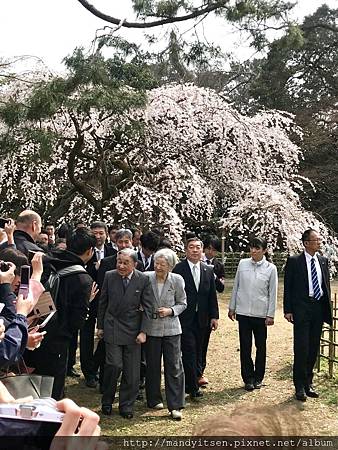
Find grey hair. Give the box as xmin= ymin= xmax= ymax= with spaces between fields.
xmin=154 ymin=248 xmax=179 ymax=271
xmin=115 ymin=228 xmax=132 ymax=241
xmin=117 ymin=248 xmax=138 ymax=263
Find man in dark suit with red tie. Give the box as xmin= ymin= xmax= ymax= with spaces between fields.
xmin=173 ymin=237 xmax=219 ymax=399
xmin=284 ymin=229 xmax=332 ymax=401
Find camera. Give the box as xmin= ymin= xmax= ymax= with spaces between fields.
xmin=0 ymin=261 xmax=10 ymax=272
xmin=0 ymin=218 xmax=9 ymax=229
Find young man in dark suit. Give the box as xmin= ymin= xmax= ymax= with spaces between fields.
xmin=97 ymin=248 xmax=153 ymax=418
xmin=79 ymin=221 xmax=116 ymax=387
xmin=137 ymin=231 xmax=160 ymax=272
xmin=173 ymin=237 xmax=219 ymax=400
xmin=284 ymin=229 xmax=332 ymax=401
xmin=197 ymin=235 xmax=225 ymax=387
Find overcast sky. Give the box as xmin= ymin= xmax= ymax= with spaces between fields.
xmin=1 ymin=0 xmax=337 ymax=72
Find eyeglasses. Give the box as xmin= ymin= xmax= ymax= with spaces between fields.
xmin=306 ymin=239 xmax=322 ymax=243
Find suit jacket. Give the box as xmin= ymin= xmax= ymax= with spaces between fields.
xmin=86 ymin=244 xmax=116 ymax=316
xmin=97 ymin=253 xmax=144 ymax=288
xmin=97 ymin=269 xmax=153 ymax=345
xmin=137 ymin=251 xmax=155 ymax=271
xmin=206 ymin=257 xmax=225 ymax=293
xmin=172 ymin=259 xmax=219 ymax=329
xmin=283 ymin=252 xmax=332 ymax=325
xmin=142 ymin=272 xmax=187 ymax=337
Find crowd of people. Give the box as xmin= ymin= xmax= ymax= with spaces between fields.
xmin=0 ymin=209 xmax=332 ymax=440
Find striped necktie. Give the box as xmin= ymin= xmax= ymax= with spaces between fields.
xmin=311 ymin=258 xmax=321 ymax=300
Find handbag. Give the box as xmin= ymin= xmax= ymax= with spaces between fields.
xmin=0 ymin=359 xmax=54 ymax=399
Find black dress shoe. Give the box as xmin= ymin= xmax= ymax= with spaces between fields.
xmin=67 ymin=368 xmax=80 ymax=378
xmin=305 ymin=385 xmax=319 ymax=398
xmin=85 ymin=378 xmax=97 ymax=388
xmin=101 ymin=404 xmax=112 ymax=415
xmin=190 ymin=391 xmax=203 ymax=401
xmin=254 ymin=381 xmax=262 ymax=389
xmin=120 ymin=411 xmax=133 ymax=419
xmin=244 ymin=382 xmax=254 ymax=391
xmin=295 ymin=388 xmax=307 ymax=401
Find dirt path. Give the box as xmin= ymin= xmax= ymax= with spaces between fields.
xmin=66 ymin=283 xmax=338 ymax=436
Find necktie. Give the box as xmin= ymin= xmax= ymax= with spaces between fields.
xmin=192 ymin=265 xmax=199 ymax=291
xmin=96 ymin=250 xmax=102 ymax=261
xmin=311 ymin=258 xmax=321 ymax=300
xmin=122 ymin=277 xmax=129 ymax=292
xmin=144 ymin=258 xmax=150 ymax=271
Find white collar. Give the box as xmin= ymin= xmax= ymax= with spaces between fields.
xmin=250 ymin=255 xmax=266 ymax=266
xmin=187 ymin=259 xmax=200 ymax=270
xmin=304 ymin=250 xmax=319 ymax=262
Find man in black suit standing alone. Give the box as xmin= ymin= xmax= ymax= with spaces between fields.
xmin=173 ymin=237 xmax=219 ymax=400
xmin=284 ymin=229 xmax=332 ymax=401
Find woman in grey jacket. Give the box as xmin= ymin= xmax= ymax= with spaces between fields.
xmin=228 ymin=236 xmax=278 ymax=391
xmin=143 ymin=248 xmax=187 ymax=420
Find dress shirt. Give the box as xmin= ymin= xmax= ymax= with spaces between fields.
xmin=95 ymin=247 xmax=105 ymax=261
xmin=304 ymin=251 xmax=323 ymax=298
xmin=187 ymin=260 xmax=201 ymax=290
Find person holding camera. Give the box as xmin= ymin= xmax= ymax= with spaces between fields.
xmin=0 ymin=253 xmax=45 ymax=368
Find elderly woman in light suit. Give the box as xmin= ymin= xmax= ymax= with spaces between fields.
xmin=143 ymin=248 xmax=187 ymax=420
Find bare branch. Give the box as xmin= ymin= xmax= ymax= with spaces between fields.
xmin=77 ymin=0 xmax=228 ymax=29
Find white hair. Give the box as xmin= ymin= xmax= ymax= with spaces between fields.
xmin=154 ymin=248 xmax=179 ymax=270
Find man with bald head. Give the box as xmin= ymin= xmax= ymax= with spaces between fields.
xmin=14 ymin=210 xmax=43 ymax=255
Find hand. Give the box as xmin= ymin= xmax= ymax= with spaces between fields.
xmin=157 ymin=307 xmax=172 ymax=318
xmin=4 ymin=219 xmax=15 ymax=244
xmin=210 ymin=318 xmax=219 ymax=331
xmin=31 ymin=252 xmax=44 ymax=281
xmin=27 ymin=330 xmax=46 ymax=349
xmin=136 ymin=331 xmax=146 ymax=344
xmin=0 ymin=261 xmax=16 ymax=285
xmin=16 ymin=293 xmax=36 ymax=317
xmin=89 ymin=282 xmax=99 ymax=302
xmin=228 ymin=310 xmax=236 ymax=321
xmin=265 ymin=317 xmax=274 ymax=326
xmin=0 ymin=319 xmax=4 ymax=341
xmin=50 ymin=399 xmax=108 ymax=450
xmin=284 ymin=313 xmax=293 ymax=323
xmin=0 ymin=380 xmax=33 ymax=403
xmin=97 ymin=329 xmax=104 ymax=339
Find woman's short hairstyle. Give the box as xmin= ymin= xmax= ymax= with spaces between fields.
xmin=154 ymin=248 xmax=179 ymax=271
xmin=249 ymin=236 xmax=267 ymax=250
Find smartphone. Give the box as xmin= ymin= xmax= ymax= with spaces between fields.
xmin=0 ymin=218 xmax=9 ymax=229
xmin=19 ymin=265 xmax=31 ymax=299
xmin=28 ymin=250 xmax=37 ymax=264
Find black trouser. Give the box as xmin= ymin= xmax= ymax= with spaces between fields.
xmin=237 ymin=315 xmax=267 ymax=384
xmin=293 ymin=300 xmax=323 ymax=390
xmin=102 ymin=342 xmax=141 ymax=413
xmin=67 ymin=330 xmax=78 ymax=372
xmin=145 ymin=335 xmax=185 ymax=411
xmin=25 ymin=343 xmax=69 ymax=400
xmin=80 ymin=313 xmax=105 ymax=382
xmin=181 ymin=315 xmax=207 ymax=395
xmin=197 ymin=326 xmax=212 ymax=378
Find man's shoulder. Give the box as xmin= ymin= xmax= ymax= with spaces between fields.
xmin=101 ymin=254 xmax=116 ymax=266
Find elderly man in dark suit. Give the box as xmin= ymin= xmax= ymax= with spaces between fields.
xmin=173 ymin=237 xmax=219 ymax=400
xmin=284 ymin=228 xmax=332 ymax=401
xmin=97 ymin=248 xmax=153 ymax=418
